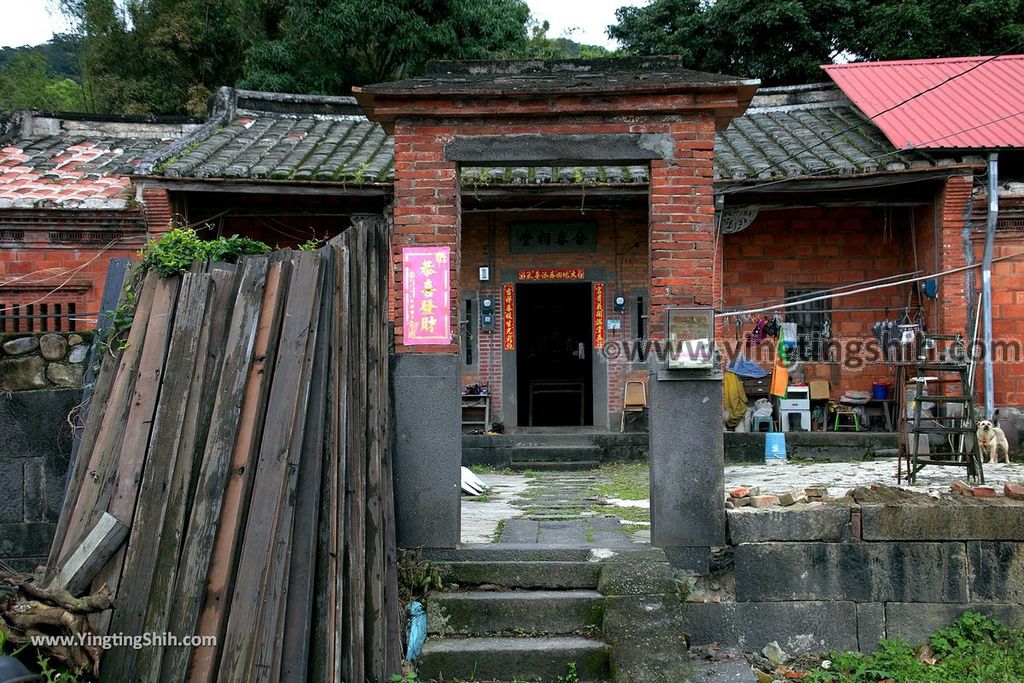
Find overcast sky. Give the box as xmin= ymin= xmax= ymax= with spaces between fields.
xmin=0 ymin=0 xmax=646 ymax=50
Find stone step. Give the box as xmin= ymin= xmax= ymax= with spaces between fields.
xmin=511 ymin=460 xmax=602 ymax=471
xmin=424 ymin=544 xmax=592 ymax=562
xmin=428 ymin=590 xmax=604 ymax=635
xmin=417 ymin=636 xmax=610 ymax=682
xmin=511 ymin=445 xmax=603 ymax=462
xmin=438 ymin=561 xmax=601 ymax=589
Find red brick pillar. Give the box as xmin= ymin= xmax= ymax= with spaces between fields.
xmin=647 ymin=115 xmax=719 ymax=335
xmin=937 ymin=174 xmax=975 ymax=335
xmin=391 ymin=123 xmax=461 ymax=353
xmin=140 ymin=186 xmax=174 ymax=234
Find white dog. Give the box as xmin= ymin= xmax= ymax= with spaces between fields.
xmin=976 ymin=420 xmax=1011 ymax=464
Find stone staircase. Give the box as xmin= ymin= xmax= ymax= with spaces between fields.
xmin=419 ymin=546 xmax=691 ymax=683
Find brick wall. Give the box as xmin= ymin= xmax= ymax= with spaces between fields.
xmin=0 ymin=209 xmax=148 ymax=324
xmin=380 ymin=90 xmax=734 ymax=355
xmin=722 ymin=206 xmax=921 ymax=395
xmin=460 ymin=209 xmax=648 ymax=420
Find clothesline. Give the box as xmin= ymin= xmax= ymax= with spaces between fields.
xmin=717 ymin=248 xmax=1024 ymax=319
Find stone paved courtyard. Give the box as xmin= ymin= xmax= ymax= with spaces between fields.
xmin=461 ymin=459 xmax=1024 ymax=545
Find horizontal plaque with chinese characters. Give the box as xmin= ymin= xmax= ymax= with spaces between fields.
xmin=517 ymin=268 xmax=585 ymax=281
xmin=402 ymin=246 xmax=451 ymax=345
xmin=509 ymin=222 xmax=596 ymax=254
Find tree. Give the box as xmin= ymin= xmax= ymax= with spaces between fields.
xmin=0 ymin=52 xmax=85 ymax=113
xmin=524 ymin=20 xmax=611 ymax=60
xmin=240 ymin=0 xmax=532 ymax=94
xmin=609 ymin=0 xmax=1024 ymax=85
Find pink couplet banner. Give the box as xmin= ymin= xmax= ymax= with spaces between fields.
xmin=402 ymin=246 xmax=451 ymax=345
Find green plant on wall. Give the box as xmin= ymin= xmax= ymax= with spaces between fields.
xmin=139 ymin=227 xmax=270 ymax=277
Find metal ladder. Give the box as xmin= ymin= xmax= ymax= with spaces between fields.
xmin=906 ymin=333 xmax=983 ymax=484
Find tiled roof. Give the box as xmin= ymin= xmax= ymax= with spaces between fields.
xmin=152 ymin=90 xmax=394 ymax=183
xmin=825 ymin=55 xmax=1024 ymax=149
xmin=356 ymin=57 xmax=753 ymax=97
xmin=146 ymin=84 xmax=980 ymax=188
xmin=0 ymin=112 xmax=200 ymax=209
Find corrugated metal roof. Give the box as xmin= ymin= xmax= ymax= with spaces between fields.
xmin=824 ymin=55 xmax=1024 ymax=149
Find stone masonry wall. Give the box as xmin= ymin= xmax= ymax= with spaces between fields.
xmin=679 ymin=496 xmax=1024 ymax=654
xmin=0 ymin=331 xmax=92 ymax=391
xmin=0 ymin=388 xmax=81 ymax=571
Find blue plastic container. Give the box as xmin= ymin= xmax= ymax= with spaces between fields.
xmin=765 ymin=432 xmax=787 ymax=464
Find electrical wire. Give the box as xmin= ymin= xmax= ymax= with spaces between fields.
xmin=717 ymin=247 xmax=1024 ymax=318
xmin=717 ymin=106 xmax=1024 ymax=198
xmin=716 ymin=45 xmax=1024 ymax=197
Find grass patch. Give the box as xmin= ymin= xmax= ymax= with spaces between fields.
xmin=463 ymin=492 xmax=493 ymax=503
xmin=590 ymin=462 xmax=649 ymax=500
xmin=602 ymin=505 xmax=650 ymax=524
xmin=468 ymin=464 xmax=513 ymax=475
xmin=805 ymin=612 xmax=1024 ymax=682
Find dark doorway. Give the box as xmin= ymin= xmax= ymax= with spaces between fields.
xmin=516 ymin=282 xmax=593 ymax=426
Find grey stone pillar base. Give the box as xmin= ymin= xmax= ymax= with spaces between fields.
xmin=390 ymin=353 xmax=461 ymax=548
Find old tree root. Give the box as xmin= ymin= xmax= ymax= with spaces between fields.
xmin=1 ymin=573 xmax=112 ymax=678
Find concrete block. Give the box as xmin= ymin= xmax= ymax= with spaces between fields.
xmin=0 ymin=459 xmax=24 ymax=523
xmin=604 ymin=594 xmax=691 ymax=683
xmin=779 ymin=489 xmax=804 ymax=506
xmin=390 ymin=353 xmax=461 ymax=548
xmin=649 ymin=375 xmax=725 ymax=548
xmin=22 ymin=460 xmax=45 ymax=523
xmin=680 ymin=601 xmax=859 ymax=654
xmin=663 ymin=546 xmax=711 ymax=573
xmin=428 ymin=590 xmax=604 ymax=636
xmin=598 ymin=555 xmax=677 ymax=596
xmin=750 ymin=495 xmax=778 ymax=507
xmin=0 ymin=522 xmax=54 ymax=559
xmin=860 ymin=503 xmax=1024 ymax=541
xmin=1005 ymin=483 xmax=1024 ymax=501
xmin=856 ymin=602 xmax=886 ymax=653
xmin=734 ymin=542 xmax=968 ymax=603
xmin=968 ymin=541 xmax=1024 ymax=602
xmin=0 ymin=356 xmax=47 ymax=391
xmin=885 ymin=602 xmax=1024 ymax=645
xmin=727 ymin=505 xmax=851 ymax=543
xmin=0 ymin=389 xmax=80 ymax=460
xmin=45 ymin=363 xmax=84 ymax=388
xmin=418 ymin=636 xmax=609 ymax=682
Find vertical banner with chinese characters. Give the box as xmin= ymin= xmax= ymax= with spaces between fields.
xmin=593 ymin=283 xmax=606 ymax=349
xmin=402 ymin=246 xmax=451 ymax=345
xmin=502 ymin=283 xmax=516 ymax=351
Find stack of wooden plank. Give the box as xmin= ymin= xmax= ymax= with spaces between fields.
xmin=43 ymin=220 xmax=400 ymax=682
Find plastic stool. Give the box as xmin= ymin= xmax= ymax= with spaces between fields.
xmin=752 ymin=415 xmax=774 ymax=432
xmin=833 ymin=408 xmax=860 ymax=432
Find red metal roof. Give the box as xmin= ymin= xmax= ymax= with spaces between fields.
xmin=823 ymin=55 xmax=1024 ymax=150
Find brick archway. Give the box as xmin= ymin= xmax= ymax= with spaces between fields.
xmin=355 ymin=58 xmax=757 ymax=548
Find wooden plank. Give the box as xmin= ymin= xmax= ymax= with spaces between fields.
xmin=135 ymin=266 xmax=240 ymax=682
xmin=55 ymin=512 xmax=128 ymax=596
xmin=218 ymin=252 xmax=320 ymax=683
xmin=334 ymin=241 xmax=352 ymax=682
xmin=364 ymin=219 xmax=386 ymax=681
xmin=100 ymin=273 xmax=210 ymax=682
xmin=280 ymin=251 xmax=333 ymax=682
xmin=46 ymin=264 xmax=139 ymax=579
xmin=188 ymin=255 xmax=288 ymax=683
xmin=54 ymin=271 xmax=160 ymax=570
xmin=64 ymin=258 xmax=134 ymax=499
xmin=343 ymin=226 xmax=367 ymax=683
xmin=376 ymin=221 xmax=404 ymax=677
xmin=158 ymin=258 xmax=267 ymax=683
xmin=254 ymin=251 xmax=324 ymax=682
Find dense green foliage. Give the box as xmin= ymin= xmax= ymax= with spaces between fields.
xmin=139 ymin=228 xmax=270 ymax=276
xmin=0 ymin=51 xmax=85 ymax=113
xmin=240 ymin=0 xmax=532 ymax=94
xmin=610 ymin=0 xmax=1024 ymax=85
xmin=806 ymin=612 xmax=1024 ymax=683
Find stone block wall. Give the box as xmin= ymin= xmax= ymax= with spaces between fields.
xmin=0 ymin=331 xmax=92 ymax=391
xmin=0 ymin=388 xmax=81 ymax=571
xmin=679 ymin=499 xmax=1024 ymax=654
